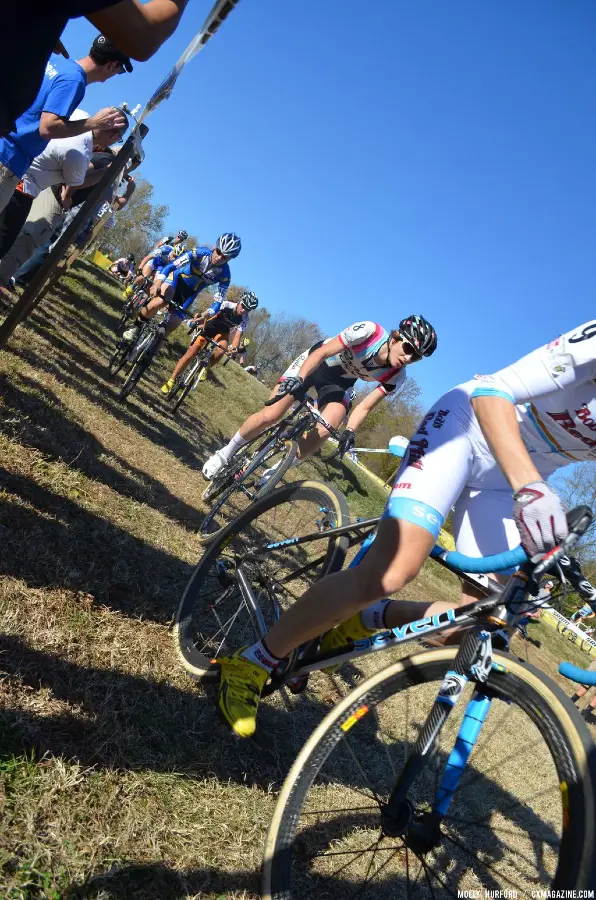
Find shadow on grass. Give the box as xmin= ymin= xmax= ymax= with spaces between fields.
xmin=0 ymin=465 xmax=194 ymax=622
xmin=1 ymin=368 xmax=211 ymax=531
xmin=63 ymin=861 xmax=257 ymax=899
xmin=0 ymin=634 xmax=339 ymax=787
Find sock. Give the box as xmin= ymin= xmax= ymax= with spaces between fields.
xmin=222 ymin=430 xmax=249 ymax=460
xmin=241 ymin=639 xmax=281 ymax=673
xmin=361 ymin=598 xmax=392 ymax=631
xmin=570 ymin=692 xmax=581 ymax=705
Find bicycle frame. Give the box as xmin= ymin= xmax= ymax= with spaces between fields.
xmin=229 ymin=511 xmax=562 ymax=834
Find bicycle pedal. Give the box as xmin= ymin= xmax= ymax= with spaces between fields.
xmin=287 ymin=674 xmax=309 ymax=694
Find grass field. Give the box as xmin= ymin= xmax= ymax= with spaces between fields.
xmin=0 ymin=262 xmax=594 ymax=898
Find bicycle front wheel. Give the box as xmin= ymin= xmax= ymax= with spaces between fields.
xmin=198 ymin=435 xmax=297 ymax=542
xmin=263 ymin=647 xmax=596 ymax=898
xmin=175 ymin=480 xmax=350 ymax=682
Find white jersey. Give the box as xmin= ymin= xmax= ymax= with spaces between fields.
xmin=323 ymin=322 xmax=407 ymax=394
xmin=471 ymin=320 xmax=596 ymax=471
xmin=386 ymin=319 xmax=596 ymax=559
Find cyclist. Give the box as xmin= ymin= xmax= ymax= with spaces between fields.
xmin=161 ymin=290 xmax=258 ymax=395
xmin=110 ymin=253 xmax=135 ymax=280
xmin=154 ymin=229 xmax=187 ymax=250
xmin=216 ymin=318 xmax=596 ymax=738
xmin=202 ymin=317 xmax=437 ymax=483
xmin=123 ymin=242 xmax=174 ymax=298
xmin=122 ymin=233 xmax=241 ymax=343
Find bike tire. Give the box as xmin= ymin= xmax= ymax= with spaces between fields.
xmin=172 ymin=357 xmax=207 ymax=413
xmin=198 ymin=438 xmax=297 ymax=543
xmin=253 ymin=440 xmax=298 ymax=501
xmin=201 ymin=425 xmax=281 ymax=505
xmin=263 ymin=647 xmax=596 ymax=897
xmin=175 ymin=479 xmax=350 ymax=682
xmin=108 ymin=343 xmax=129 ymax=377
xmin=118 ymin=357 xmax=149 ymax=401
xmin=115 ymin=300 xmax=134 ymax=334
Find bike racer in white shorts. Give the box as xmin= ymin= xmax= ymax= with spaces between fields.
xmin=216 ymin=319 xmax=596 ymax=738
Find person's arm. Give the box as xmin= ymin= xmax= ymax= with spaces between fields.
xmin=345 ymin=386 xmax=386 ymax=433
xmin=296 ymin=335 xmax=343 ymax=383
xmin=39 ymin=108 xmax=126 ymax=140
xmin=88 ymin=0 xmax=188 ymax=61
xmin=470 ymin=396 xmax=540 ymax=492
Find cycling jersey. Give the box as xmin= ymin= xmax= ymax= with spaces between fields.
xmin=284 ymin=322 xmax=406 ymax=396
xmin=157 ymin=247 xmax=230 ymax=312
xmin=325 ymin=322 xmax=406 ymax=394
xmin=205 ymin=299 xmax=248 ymax=333
xmin=112 ymin=258 xmax=133 ymax=275
xmin=147 ymin=244 xmax=173 ymax=273
xmin=385 ymin=319 xmax=596 ymax=559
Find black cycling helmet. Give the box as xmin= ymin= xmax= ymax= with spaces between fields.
xmin=127 ymin=253 xmax=135 ymax=262
xmin=176 ymin=229 xmax=188 ymax=240
xmin=239 ymin=290 xmax=258 ymax=311
xmin=398 ymin=315 xmax=437 ymax=357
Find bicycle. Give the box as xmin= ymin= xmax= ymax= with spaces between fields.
xmin=108 ymin=299 xmax=190 ymax=402
xmin=115 ymin=275 xmax=152 ymax=335
xmin=174 ymin=483 xmax=596 ymax=894
xmin=197 ymin=398 xmax=343 ymax=543
xmin=167 ymin=331 xmax=224 ymax=414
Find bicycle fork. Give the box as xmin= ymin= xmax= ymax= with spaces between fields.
xmin=381 ymin=626 xmax=495 ymax=848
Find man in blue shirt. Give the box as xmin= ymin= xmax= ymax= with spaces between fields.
xmin=0 ymin=35 xmax=128 ymax=218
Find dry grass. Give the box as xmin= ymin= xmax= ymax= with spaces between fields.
xmin=0 ymin=262 xmax=593 ymax=898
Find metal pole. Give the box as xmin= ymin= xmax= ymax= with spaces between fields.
xmin=0 ymin=123 xmax=148 ymax=349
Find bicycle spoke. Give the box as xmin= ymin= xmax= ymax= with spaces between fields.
xmin=440 ymin=827 xmax=526 ymax=892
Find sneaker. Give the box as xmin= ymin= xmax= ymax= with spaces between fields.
xmin=581 ymin=707 xmax=596 ymax=726
xmin=319 ymin=613 xmax=377 ymax=673
xmin=161 ymin=378 xmax=175 ymax=395
xmin=122 ymin=323 xmax=141 ymax=342
xmin=218 ymin=649 xmax=270 ymax=738
xmin=198 ymin=367 xmax=207 ymax=382
xmin=202 ymin=449 xmax=229 ymax=480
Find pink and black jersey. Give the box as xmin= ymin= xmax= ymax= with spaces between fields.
xmin=324 ymin=321 xmax=406 ymax=394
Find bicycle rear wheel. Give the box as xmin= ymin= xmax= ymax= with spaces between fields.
xmin=175 ymin=480 xmax=350 ymax=682
xmin=263 ymin=648 xmax=596 ymax=898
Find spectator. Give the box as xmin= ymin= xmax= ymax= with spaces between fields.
xmin=0 ymin=110 xmax=123 ymax=263
xmin=0 ymin=35 xmax=129 ymax=217
xmin=11 ymin=164 xmax=134 ymax=288
xmin=2 ymin=2 xmax=188 ymax=136
xmin=0 ymin=124 xmax=123 ymax=286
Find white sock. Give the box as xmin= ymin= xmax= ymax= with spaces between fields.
xmin=222 ymin=430 xmax=249 ymax=460
xmin=361 ymin=599 xmax=392 ymax=631
xmin=241 ymin=640 xmax=281 ymax=673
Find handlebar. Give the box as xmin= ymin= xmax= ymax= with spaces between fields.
xmin=431 ymin=505 xmax=593 ymax=577
xmin=559 ymin=661 xmax=596 ymax=685
xmin=264 ymin=389 xmax=297 ymax=408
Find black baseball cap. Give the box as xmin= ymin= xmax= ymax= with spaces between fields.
xmin=91 ymin=35 xmax=133 ymax=73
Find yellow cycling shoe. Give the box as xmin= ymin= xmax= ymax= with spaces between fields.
xmin=198 ymin=367 xmax=208 ymax=382
xmin=218 ymin=649 xmax=270 ymax=738
xmin=123 ymin=285 xmax=133 ymax=299
xmin=161 ymin=378 xmax=175 ymax=395
xmin=319 ymin=613 xmax=377 ymax=672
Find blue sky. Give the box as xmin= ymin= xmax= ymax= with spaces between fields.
xmin=63 ymin=0 xmax=596 ymax=405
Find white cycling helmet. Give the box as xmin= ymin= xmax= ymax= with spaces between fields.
xmin=215 ymin=232 xmax=242 ymax=259
xmin=240 ymin=290 xmax=258 ymax=311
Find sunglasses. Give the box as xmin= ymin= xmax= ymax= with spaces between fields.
xmin=399 ymin=336 xmax=422 ymax=361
